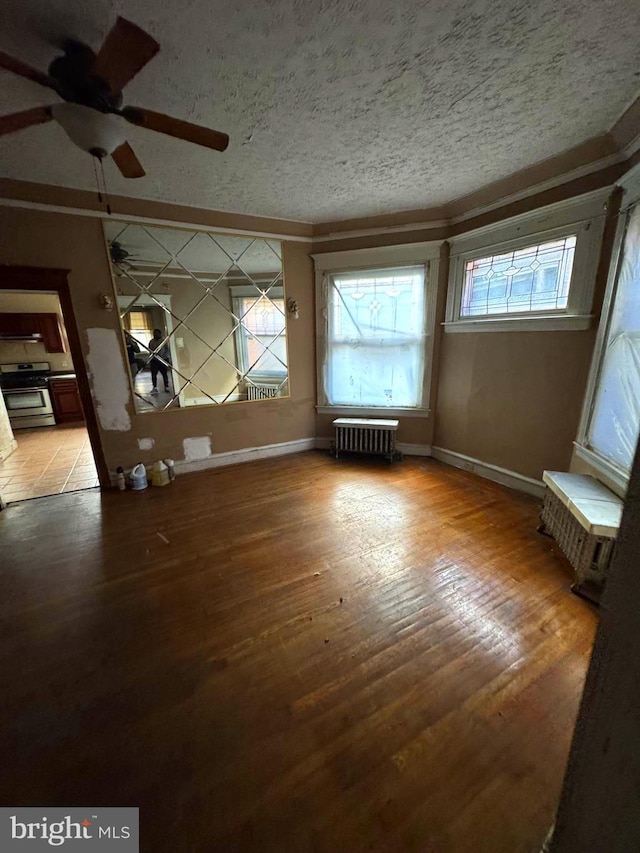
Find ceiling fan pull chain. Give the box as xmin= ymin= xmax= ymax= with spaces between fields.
xmin=91 ymin=154 xmax=103 ymax=204
xmin=93 ymin=154 xmax=112 ymax=215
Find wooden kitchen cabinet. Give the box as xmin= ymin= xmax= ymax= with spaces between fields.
xmin=0 ymin=313 xmax=38 ymax=336
xmin=50 ymin=377 xmax=84 ymax=424
xmin=38 ymin=314 xmax=66 ymax=353
xmin=0 ymin=312 xmax=66 ymax=353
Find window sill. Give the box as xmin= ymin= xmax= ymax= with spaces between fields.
xmin=572 ymin=443 xmax=629 ymax=499
xmin=443 ymin=314 xmax=593 ymax=333
xmin=316 ymin=405 xmax=431 ymax=418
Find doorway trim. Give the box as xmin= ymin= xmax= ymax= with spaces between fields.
xmin=0 ymin=265 xmax=109 ymax=488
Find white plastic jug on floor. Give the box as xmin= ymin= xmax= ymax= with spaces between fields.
xmin=130 ymin=462 xmax=148 ymax=491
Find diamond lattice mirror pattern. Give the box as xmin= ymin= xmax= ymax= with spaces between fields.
xmin=103 ymin=221 xmax=289 ymax=413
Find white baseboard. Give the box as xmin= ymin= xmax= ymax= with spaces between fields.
xmin=109 ymin=435 xmax=543 ymax=498
xmin=431 ymin=446 xmax=545 ymax=498
xmin=175 ymin=437 xmax=317 ymax=474
xmin=314 ymin=437 xmax=432 ymax=457
xmin=398 ymin=442 xmax=432 ymax=457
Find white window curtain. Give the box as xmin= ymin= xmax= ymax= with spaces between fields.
xmin=322 ymin=265 xmax=426 ymax=409
xmin=586 ymin=203 xmax=640 ymax=474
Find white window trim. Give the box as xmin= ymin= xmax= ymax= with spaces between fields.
xmin=311 ymin=241 xmax=442 ymax=417
xmin=444 ymin=188 xmax=609 ymax=332
xmin=572 ymin=443 xmax=630 ymax=497
xmin=574 ymin=163 xmax=640 ymax=492
xmin=229 ymin=284 xmax=287 ymax=381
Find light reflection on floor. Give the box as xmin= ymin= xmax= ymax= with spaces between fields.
xmin=324 ymin=466 xmax=527 ymax=660
xmin=435 ymin=563 xmax=525 ymax=659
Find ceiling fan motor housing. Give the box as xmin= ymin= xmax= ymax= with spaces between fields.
xmin=48 ymin=43 xmax=122 ymax=111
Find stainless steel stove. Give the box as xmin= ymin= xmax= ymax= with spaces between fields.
xmin=0 ymin=362 xmax=55 ymax=429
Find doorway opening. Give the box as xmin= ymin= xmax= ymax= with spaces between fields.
xmin=0 ymin=267 xmax=108 ymax=505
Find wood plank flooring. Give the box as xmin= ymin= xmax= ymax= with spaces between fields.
xmin=0 ymin=452 xmax=597 ymax=852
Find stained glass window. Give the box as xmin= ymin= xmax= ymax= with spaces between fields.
xmin=461 ymin=236 xmax=576 ymax=317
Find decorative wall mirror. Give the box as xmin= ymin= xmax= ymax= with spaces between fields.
xmin=103 ymin=220 xmax=289 ymax=413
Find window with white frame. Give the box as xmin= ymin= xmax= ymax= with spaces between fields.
xmin=232 ymin=293 xmax=287 ymax=381
xmin=324 ymin=266 xmax=426 ymax=409
xmin=445 ymin=193 xmax=607 ymax=332
xmin=313 ymin=243 xmax=440 ymax=415
xmin=578 ymin=193 xmax=640 ymax=488
xmin=460 ymin=235 xmax=576 ymax=318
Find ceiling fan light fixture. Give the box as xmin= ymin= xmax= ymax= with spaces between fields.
xmin=1 ymin=16 xmax=229 ymax=176
xmin=51 ymin=102 xmax=127 ymax=156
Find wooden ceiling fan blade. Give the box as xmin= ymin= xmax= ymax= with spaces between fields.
xmin=0 ymin=51 xmax=55 ymax=89
xmin=0 ymin=106 xmax=52 ymax=136
xmin=122 ymin=107 xmax=229 ymax=152
xmin=91 ymin=17 xmax=159 ymax=95
xmin=112 ymin=141 xmax=146 ymax=178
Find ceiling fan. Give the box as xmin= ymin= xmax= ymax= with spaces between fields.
xmin=109 ymin=239 xmax=138 ymax=271
xmin=0 ymin=17 xmax=229 ymax=178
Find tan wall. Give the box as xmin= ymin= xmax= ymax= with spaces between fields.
xmin=433 ymin=330 xmax=596 ymax=480
xmin=0 ymin=206 xmax=316 ymax=474
xmin=0 ymin=185 xmax=616 ymax=485
xmin=0 ymin=291 xmax=73 ymax=371
xmin=313 ymin=212 xmax=607 ymax=480
xmin=432 ymin=189 xmax=619 ymax=482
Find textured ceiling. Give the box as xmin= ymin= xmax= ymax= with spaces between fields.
xmin=1 ymin=0 xmax=639 ymax=223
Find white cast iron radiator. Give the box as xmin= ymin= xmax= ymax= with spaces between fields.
xmin=247 ymin=384 xmax=280 ymax=401
xmin=332 ymin=418 xmax=401 ymax=462
xmin=539 ymin=471 xmax=622 ymax=589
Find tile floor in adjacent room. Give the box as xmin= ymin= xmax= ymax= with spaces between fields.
xmin=0 ymin=424 xmax=98 ymax=503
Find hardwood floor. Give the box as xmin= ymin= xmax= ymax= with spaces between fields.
xmin=0 ymin=452 xmax=597 ymax=852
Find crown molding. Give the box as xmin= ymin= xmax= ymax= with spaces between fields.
xmin=0 ymin=195 xmax=315 ymax=243
xmin=311 ymin=153 xmax=624 ymax=245
xmin=1 ymin=101 xmax=638 ymax=247
xmin=0 ymin=178 xmax=314 ymax=242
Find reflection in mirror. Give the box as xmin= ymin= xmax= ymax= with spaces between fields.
xmin=103 ymin=220 xmax=289 ymax=412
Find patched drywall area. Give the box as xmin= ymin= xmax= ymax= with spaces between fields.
xmin=1 ymin=1 xmax=639 ymax=221
xmin=85 ymin=328 xmax=132 ymax=432
xmin=183 ymin=436 xmax=212 ymax=461
xmin=138 ymin=438 xmax=155 ymax=451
